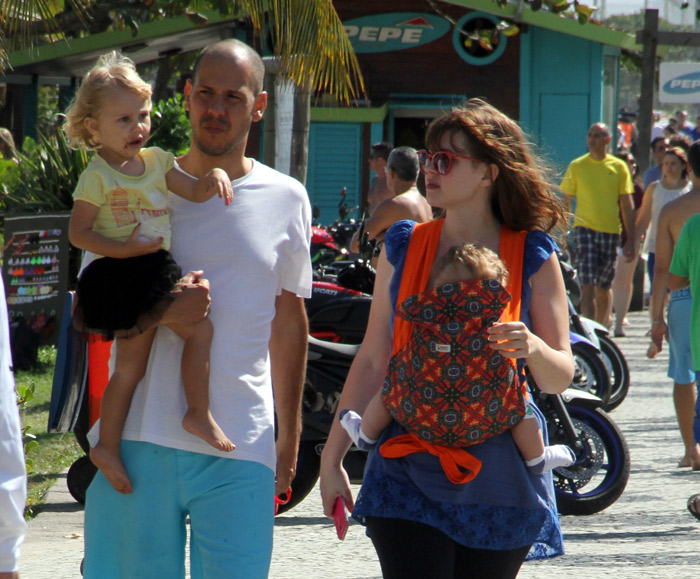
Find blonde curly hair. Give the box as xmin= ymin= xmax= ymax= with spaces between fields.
xmin=63 ymin=51 xmax=152 ymax=149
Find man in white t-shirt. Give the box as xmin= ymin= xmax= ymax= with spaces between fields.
xmin=83 ymin=39 xmax=312 ymax=578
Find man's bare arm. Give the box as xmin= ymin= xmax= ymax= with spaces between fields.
xmin=269 ymin=289 xmax=308 ymax=495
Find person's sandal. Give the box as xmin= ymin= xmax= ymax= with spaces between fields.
xmin=687 ymin=493 xmax=700 ymax=521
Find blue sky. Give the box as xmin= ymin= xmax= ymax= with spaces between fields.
xmin=604 ymin=0 xmax=695 ymax=24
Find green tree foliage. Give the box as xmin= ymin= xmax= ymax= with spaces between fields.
xmin=150 ymin=94 xmax=191 ymax=157
xmin=1 ymin=130 xmax=89 ymax=213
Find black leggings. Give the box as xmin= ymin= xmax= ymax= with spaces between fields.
xmin=365 ymin=516 xmax=531 ymax=579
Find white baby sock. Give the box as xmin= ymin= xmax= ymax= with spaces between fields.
xmin=525 ymin=445 xmax=576 ymax=475
xmin=339 ymin=409 xmax=378 ymax=451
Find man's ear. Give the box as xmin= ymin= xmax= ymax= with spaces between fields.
xmin=184 ymin=80 xmax=192 ymax=112
xmin=252 ymin=92 xmax=267 ymax=122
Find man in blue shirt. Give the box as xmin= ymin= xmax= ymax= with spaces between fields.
xmin=643 ymin=137 xmax=669 ymax=191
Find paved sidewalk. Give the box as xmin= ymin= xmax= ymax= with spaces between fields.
xmin=18 ymin=310 xmax=700 ymax=578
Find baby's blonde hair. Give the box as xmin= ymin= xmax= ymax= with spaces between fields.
xmin=63 ymin=51 xmax=152 ymax=149
xmin=436 ymin=243 xmax=509 ymax=287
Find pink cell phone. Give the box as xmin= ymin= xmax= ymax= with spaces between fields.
xmin=333 ymin=496 xmax=348 ymax=540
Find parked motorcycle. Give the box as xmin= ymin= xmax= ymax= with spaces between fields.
xmin=533 ymin=381 xmax=630 ymax=515
xmin=310 ymin=187 xmax=362 ymax=266
xmin=561 ymin=260 xmax=631 ymax=411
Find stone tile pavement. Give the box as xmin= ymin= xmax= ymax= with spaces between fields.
xmin=18 ymin=311 xmax=700 ymax=578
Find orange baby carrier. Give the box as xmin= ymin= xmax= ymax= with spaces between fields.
xmin=379 ymin=219 xmax=528 ymax=484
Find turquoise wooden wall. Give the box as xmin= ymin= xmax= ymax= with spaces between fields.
xmin=519 ymin=27 xmax=618 ymax=176
xmin=307 ymin=123 xmax=363 ymax=225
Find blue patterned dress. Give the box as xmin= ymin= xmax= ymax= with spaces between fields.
xmin=351 ymin=220 xmax=564 ymax=560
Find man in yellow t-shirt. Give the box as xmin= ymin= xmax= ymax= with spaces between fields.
xmin=560 ymin=123 xmax=635 ymax=325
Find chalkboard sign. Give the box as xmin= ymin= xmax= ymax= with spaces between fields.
xmin=3 ymin=212 xmax=72 ymax=346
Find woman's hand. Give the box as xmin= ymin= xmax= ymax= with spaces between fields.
xmin=487 ymin=321 xmax=540 ymax=359
xmin=121 ymin=224 xmax=163 ymax=258
xmin=319 ymin=459 xmax=354 ymax=518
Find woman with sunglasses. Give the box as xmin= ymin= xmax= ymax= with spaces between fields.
xmin=320 ymin=98 xmax=573 ymax=578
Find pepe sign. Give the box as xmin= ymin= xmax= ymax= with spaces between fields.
xmin=659 ymin=63 xmax=700 ymax=104
xmin=344 ymin=12 xmax=450 ymax=53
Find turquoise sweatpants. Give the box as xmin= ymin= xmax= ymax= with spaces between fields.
xmin=83 ymin=441 xmax=275 ymax=579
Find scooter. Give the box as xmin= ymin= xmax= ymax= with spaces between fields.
xmin=560 ymin=260 xmax=631 ymax=411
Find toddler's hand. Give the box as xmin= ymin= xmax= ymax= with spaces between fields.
xmin=122 ymin=224 xmax=163 ymax=257
xmin=205 ymin=168 xmax=233 ymax=205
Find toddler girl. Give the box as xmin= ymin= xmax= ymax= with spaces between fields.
xmin=66 ymin=51 xmax=234 ymax=494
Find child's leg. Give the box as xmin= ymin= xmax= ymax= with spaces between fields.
xmin=339 ymin=393 xmax=392 ymax=451
xmin=91 ymin=328 xmax=156 ymax=494
xmin=513 ymin=404 xmax=575 ymax=475
xmin=167 ymin=318 xmax=234 ymax=452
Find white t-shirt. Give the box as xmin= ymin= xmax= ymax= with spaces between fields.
xmin=117 ymin=160 xmax=312 ymax=472
xmin=0 ymin=280 xmax=27 ymax=572
xmin=643 ymin=179 xmax=691 ymax=254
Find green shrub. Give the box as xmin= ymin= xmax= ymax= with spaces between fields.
xmin=150 ymin=93 xmax=191 ymax=156
xmin=1 ymin=130 xmax=88 ymax=213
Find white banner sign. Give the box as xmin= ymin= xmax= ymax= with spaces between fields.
xmin=659 ymin=62 xmax=700 ymax=104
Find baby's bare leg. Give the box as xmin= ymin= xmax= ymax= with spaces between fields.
xmin=511 ymin=416 xmax=545 ymax=462
xmin=91 ymin=328 xmax=156 ymax=494
xmin=360 ymin=393 xmax=393 ymax=440
xmin=167 ymin=318 xmax=234 ymax=452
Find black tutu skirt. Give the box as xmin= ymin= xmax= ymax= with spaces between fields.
xmin=73 ymin=249 xmax=182 ymax=341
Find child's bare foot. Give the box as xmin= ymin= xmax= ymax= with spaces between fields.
xmin=90 ymin=445 xmax=133 ymax=494
xmin=183 ymin=411 xmax=235 ymax=452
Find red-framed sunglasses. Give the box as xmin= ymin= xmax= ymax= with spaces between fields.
xmin=417 ymin=149 xmax=481 ymax=175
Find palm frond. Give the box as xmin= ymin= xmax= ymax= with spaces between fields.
xmin=260 ymin=0 xmax=366 ymax=103
xmin=0 ymin=0 xmax=365 ymax=104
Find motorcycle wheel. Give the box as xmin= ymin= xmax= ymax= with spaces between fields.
xmin=276 ymin=441 xmax=320 ymax=515
xmin=597 ymin=335 xmax=630 ymax=412
xmin=570 ymin=342 xmax=612 ymax=407
xmin=551 ymin=404 xmax=630 ymax=516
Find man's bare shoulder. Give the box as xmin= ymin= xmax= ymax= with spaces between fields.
xmin=663 ymin=189 xmax=700 ymax=219
xmin=660 ymin=189 xmax=700 ymax=239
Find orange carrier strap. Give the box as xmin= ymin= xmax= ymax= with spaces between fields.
xmin=380 ymin=220 xmax=528 ymax=483
xmin=88 ymin=340 xmax=112 ymax=427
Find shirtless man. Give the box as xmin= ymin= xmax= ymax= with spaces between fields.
xmin=365 ymin=142 xmax=393 ymax=215
xmin=351 ymin=146 xmax=432 ymax=254
xmin=650 ymin=140 xmax=700 ymax=470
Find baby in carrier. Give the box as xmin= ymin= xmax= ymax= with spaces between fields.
xmin=340 ymin=243 xmax=575 ymax=475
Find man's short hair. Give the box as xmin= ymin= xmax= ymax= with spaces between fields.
xmin=387 ymin=146 xmax=419 ymax=183
xmin=650 ymin=136 xmax=668 ymax=152
xmin=369 ymin=141 xmax=393 ymax=161
xmin=192 ymin=39 xmax=265 ymax=95
xmin=687 ymin=140 xmax=700 ymax=176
